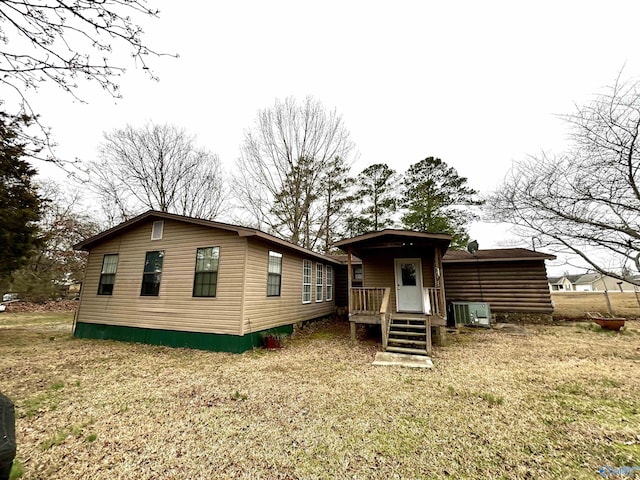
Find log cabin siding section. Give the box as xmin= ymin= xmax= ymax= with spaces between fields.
xmin=359 ymin=247 xmax=436 ymax=313
xmin=443 ymin=260 xmax=554 ymax=313
xmin=77 ymin=219 xmax=246 ymax=334
xmin=241 ymin=239 xmax=336 ymax=333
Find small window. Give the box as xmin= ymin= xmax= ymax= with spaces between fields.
xmin=141 ymin=250 xmax=164 ymax=296
xmin=98 ymin=254 xmax=119 ymax=295
xmin=302 ymin=260 xmax=312 ymax=304
xmin=193 ymin=247 xmax=220 ymax=297
xmin=353 ymin=265 xmax=363 ymax=280
xmin=316 ymin=263 xmax=323 ymax=302
xmin=326 ymin=265 xmax=333 ymax=301
xmin=267 ymin=251 xmax=283 ymax=297
xmin=151 ymin=221 xmax=164 ymax=240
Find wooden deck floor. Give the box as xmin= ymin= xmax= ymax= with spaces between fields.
xmin=350 ymin=313 xmax=447 ymax=327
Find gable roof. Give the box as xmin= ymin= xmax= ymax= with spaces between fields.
xmin=443 ymin=248 xmax=556 ymax=263
xmin=564 ymin=274 xmax=584 ymax=283
xmin=573 ymin=273 xmax=601 ymax=285
xmin=74 ymin=210 xmax=340 ymax=264
xmin=333 ymin=229 xmax=452 ymax=256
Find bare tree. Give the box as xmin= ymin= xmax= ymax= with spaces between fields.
xmin=86 ymin=122 xmax=226 ymax=224
xmin=10 ymin=180 xmax=100 ymax=301
xmin=488 ymin=73 xmax=640 ymax=282
xmin=0 ymin=0 xmax=174 ymax=163
xmin=233 ymin=96 xmax=356 ymax=249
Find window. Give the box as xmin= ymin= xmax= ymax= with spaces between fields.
xmin=151 ymin=220 xmax=164 ymax=240
xmin=316 ymin=263 xmax=323 ymax=302
xmin=193 ymin=247 xmax=220 ymax=297
xmin=98 ymin=254 xmax=118 ymax=295
xmin=353 ymin=265 xmax=363 ymax=280
xmin=326 ymin=265 xmax=333 ymax=301
xmin=302 ymin=260 xmax=312 ymax=303
xmin=267 ymin=251 xmax=282 ymax=297
xmin=352 ymin=264 xmax=363 ymax=287
xmin=141 ymin=251 xmax=164 ymax=296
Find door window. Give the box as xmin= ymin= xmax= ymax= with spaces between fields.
xmin=401 ymin=263 xmax=417 ymax=286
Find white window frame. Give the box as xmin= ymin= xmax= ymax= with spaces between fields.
xmin=302 ymin=259 xmax=312 ymax=304
xmin=326 ymin=265 xmax=333 ymax=301
xmin=316 ymin=263 xmax=323 ymax=303
xmin=267 ymin=251 xmax=283 ymax=297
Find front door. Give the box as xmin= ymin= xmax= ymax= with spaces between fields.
xmin=394 ymin=258 xmax=424 ymax=313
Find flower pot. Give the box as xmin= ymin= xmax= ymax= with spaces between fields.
xmin=263 ymin=335 xmax=282 ymax=349
xmin=594 ymin=318 xmax=626 ymax=331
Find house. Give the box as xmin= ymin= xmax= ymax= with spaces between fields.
xmin=547 ymin=275 xmax=582 ymax=292
xmin=74 ymin=212 xmax=558 ymax=355
xmin=333 ymin=230 xmax=451 ymax=356
xmin=442 ymin=248 xmax=556 ymax=321
xmin=73 ymin=210 xmax=339 ymax=353
xmin=570 ymin=273 xmax=639 ymax=292
xmin=547 ymin=273 xmax=640 ymax=292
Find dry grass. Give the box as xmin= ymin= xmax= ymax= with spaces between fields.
xmin=552 ymin=292 xmax=640 ymax=319
xmin=1 ymin=312 xmax=640 ymax=479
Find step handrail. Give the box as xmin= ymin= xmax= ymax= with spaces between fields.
xmin=380 ymin=288 xmax=391 ymax=350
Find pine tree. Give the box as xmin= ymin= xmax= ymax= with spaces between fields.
xmin=0 ymin=111 xmax=42 ymax=288
xmin=346 ymin=163 xmax=398 ymax=236
xmin=401 ymin=157 xmax=482 ymax=248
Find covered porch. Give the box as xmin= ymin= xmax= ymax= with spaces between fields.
xmin=334 ymin=230 xmax=451 ymax=356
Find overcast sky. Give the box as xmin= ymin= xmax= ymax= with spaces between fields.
xmin=25 ymin=0 xmax=640 ymax=274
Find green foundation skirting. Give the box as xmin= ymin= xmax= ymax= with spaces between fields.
xmin=73 ymin=322 xmax=293 ymax=353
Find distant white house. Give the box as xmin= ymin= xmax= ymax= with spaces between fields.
xmin=548 ymin=273 xmax=640 ymax=292
xmin=548 ymin=275 xmax=582 ymax=292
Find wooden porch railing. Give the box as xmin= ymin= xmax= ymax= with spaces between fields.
xmin=349 ymin=287 xmax=392 ymax=343
xmin=380 ymin=288 xmax=391 ymax=350
xmin=423 ymin=287 xmax=444 ymax=317
xmin=350 ymin=287 xmax=388 ymax=315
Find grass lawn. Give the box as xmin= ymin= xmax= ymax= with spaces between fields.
xmin=552 ymin=292 xmax=640 ymax=319
xmin=1 ymin=312 xmax=639 ymax=479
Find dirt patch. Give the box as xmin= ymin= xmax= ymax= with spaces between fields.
xmin=0 ymin=301 xmax=77 ymax=314
xmin=2 ymin=314 xmax=639 ymax=479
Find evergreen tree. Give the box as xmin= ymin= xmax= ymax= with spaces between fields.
xmin=0 ymin=111 xmax=42 ymax=288
xmin=401 ymin=156 xmax=482 ymax=248
xmin=318 ymin=156 xmax=354 ymax=251
xmin=346 ymin=163 xmax=398 ymax=236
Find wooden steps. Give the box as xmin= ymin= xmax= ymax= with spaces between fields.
xmin=386 ymin=345 xmax=429 ymax=355
xmin=388 ymin=338 xmax=427 ymax=346
xmin=385 ymin=315 xmax=431 ymax=356
xmin=389 ymin=330 xmax=425 ymax=337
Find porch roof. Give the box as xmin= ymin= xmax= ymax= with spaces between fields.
xmin=442 ymin=248 xmax=556 ymax=263
xmin=334 ymin=229 xmax=451 ymax=257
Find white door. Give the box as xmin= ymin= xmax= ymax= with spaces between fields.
xmin=394 ymin=258 xmax=424 ymax=313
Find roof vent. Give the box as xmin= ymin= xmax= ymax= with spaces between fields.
xmin=151 ymin=221 xmax=164 ymax=240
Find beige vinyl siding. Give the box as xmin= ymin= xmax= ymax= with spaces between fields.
xmin=359 ymin=247 xmax=436 ymax=313
xmin=77 ymin=219 xmax=246 ymax=334
xmin=241 ymin=239 xmax=335 ymax=333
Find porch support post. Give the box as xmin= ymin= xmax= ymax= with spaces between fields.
xmin=435 ymin=247 xmax=447 ymax=318
xmin=348 ymin=247 xmax=355 ymax=341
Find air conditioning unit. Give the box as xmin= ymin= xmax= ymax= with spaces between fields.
xmin=450 ymin=302 xmax=491 ymax=327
